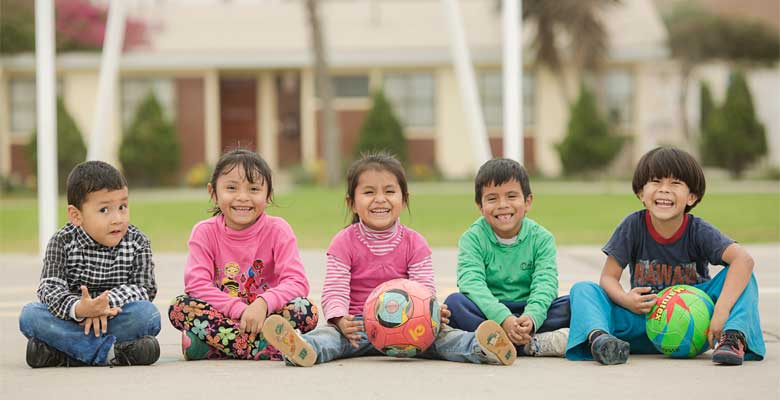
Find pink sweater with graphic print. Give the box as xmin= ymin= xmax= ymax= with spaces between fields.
xmin=184 ymin=213 xmax=310 ymax=320
xmin=322 ymin=222 xmax=435 ymax=321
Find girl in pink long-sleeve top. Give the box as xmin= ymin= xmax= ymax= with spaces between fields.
xmin=262 ymin=153 xmax=516 ymax=367
xmin=168 ymin=149 xmax=317 ymax=361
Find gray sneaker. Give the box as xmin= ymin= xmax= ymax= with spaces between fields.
xmin=523 ymin=328 xmax=569 ymax=357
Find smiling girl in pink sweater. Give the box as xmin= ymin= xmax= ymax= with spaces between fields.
xmin=168 ymin=149 xmax=317 ymax=361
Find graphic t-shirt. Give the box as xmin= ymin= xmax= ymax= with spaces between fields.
xmin=602 ymin=210 xmax=734 ymax=292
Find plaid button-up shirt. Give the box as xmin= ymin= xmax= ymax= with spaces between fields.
xmin=36 ymin=223 xmax=157 ymax=320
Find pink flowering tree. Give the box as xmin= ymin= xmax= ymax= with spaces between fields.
xmin=0 ymin=0 xmax=147 ymax=54
xmin=55 ymin=0 xmax=147 ymax=51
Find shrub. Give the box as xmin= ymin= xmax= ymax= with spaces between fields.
xmin=26 ymin=97 xmax=87 ymax=190
xmin=119 ymin=92 xmax=180 ymax=186
xmin=353 ymin=90 xmax=408 ymax=164
xmin=700 ymin=71 xmax=767 ymax=178
xmin=556 ymin=85 xmax=623 ymax=176
xmin=184 ymin=163 xmax=210 ymax=188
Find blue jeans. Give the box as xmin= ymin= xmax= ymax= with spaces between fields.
xmin=565 ymin=267 xmax=765 ymax=361
xmin=19 ymin=301 xmax=161 ymax=365
xmin=444 ymin=293 xmax=571 ymax=334
xmin=301 ymin=316 xmax=493 ymax=364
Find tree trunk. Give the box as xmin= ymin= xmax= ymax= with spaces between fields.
xmin=678 ymin=63 xmax=694 ymax=154
xmin=304 ymin=0 xmax=341 ymax=187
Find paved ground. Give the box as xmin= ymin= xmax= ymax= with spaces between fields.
xmin=1 ymin=245 xmax=778 ymax=399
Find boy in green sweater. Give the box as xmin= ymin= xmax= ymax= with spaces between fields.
xmin=445 ymin=158 xmax=571 ymax=357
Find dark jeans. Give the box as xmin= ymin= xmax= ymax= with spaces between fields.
xmin=444 ymin=292 xmax=571 ymax=334
xmin=19 ymin=301 xmax=161 ymax=365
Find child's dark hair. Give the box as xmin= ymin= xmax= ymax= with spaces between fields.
xmin=474 ymin=158 xmax=532 ymax=206
xmin=632 ymin=146 xmax=705 ymax=213
xmin=66 ymin=160 xmax=128 ymax=210
xmin=208 ymin=148 xmax=274 ymax=216
xmin=346 ymin=152 xmax=409 ymax=225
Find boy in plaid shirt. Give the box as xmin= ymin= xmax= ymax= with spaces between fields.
xmin=19 ymin=161 xmax=160 ymax=367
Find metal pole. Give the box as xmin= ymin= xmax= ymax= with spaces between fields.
xmin=35 ymin=0 xmax=57 ymax=257
xmin=88 ymin=1 xmax=126 ymax=161
xmin=502 ymin=0 xmax=522 ymax=163
xmin=442 ymin=0 xmax=492 ymax=169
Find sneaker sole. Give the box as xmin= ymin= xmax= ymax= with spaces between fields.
xmin=712 ymin=352 xmax=743 ymax=365
xmin=476 ymin=320 xmax=517 ymax=366
xmin=594 ymin=339 xmax=629 ymax=365
xmin=262 ymin=315 xmax=316 ymax=367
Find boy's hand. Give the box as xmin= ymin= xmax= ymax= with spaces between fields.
xmin=516 ymin=314 xmax=535 ymax=345
xmin=439 ymin=303 xmax=451 ymax=325
xmin=708 ymin=308 xmax=729 ymax=348
xmin=239 ymin=297 xmax=268 ymax=335
xmin=79 ymin=307 xmax=122 ymax=337
xmin=502 ymin=315 xmax=530 ymax=345
xmin=622 ymin=287 xmax=656 ymax=315
xmin=74 ymin=286 xmax=111 ymax=318
xmin=332 ymin=315 xmax=363 ymax=348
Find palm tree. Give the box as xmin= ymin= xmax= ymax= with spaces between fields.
xmin=499 ymin=0 xmax=620 ymax=104
xmin=304 ymin=0 xmax=341 ymax=187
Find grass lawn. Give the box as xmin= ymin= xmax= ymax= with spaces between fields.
xmin=1 ymin=186 xmax=777 ymax=253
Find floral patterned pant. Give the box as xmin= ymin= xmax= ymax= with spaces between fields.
xmin=169 ymin=295 xmax=318 ymax=360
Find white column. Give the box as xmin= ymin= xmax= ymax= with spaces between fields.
xmin=259 ymin=72 xmax=278 ymax=169
xmin=35 ymin=0 xmax=57 ymax=257
xmin=0 ymin=67 xmax=10 ymax=178
xmin=300 ymin=68 xmax=317 ymax=165
xmin=441 ymin=0 xmax=492 ymax=169
xmin=87 ymin=1 xmax=125 ymax=161
xmin=204 ymin=70 xmax=221 ymax=166
xmin=502 ymin=0 xmax=522 ymax=163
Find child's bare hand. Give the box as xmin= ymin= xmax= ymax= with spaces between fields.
xmin=240 ymin=297 xmax=268 ymax=335
xmin=708 ymin=308 xmax=729 ymax=349
xmin=623 ymin=287 xmax=656 ymax=314
xmin=516 ymin=315 xmax=535 ymax=344
xmin=334 ymin=315 xmax=363 ymax=348
xmin=74 ymin=286 xmax=111 ymax=318
xmin=501 ymin=315 xmax=525 ymax=345
xmin=439 ymin=303 xmax=451 ymax=325
xmin=81 ymin=316 xmax=107 ymax=337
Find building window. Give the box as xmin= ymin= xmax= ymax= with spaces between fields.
xmin=333 ymin=75 xmax=369 ymax=98
xmin=603 ymin=69 xmax=634 ymax=127
xmin=383 ymin=72 xmax=435 ymax=127
xmin=121 ymin=79 xmax=176 ymax=129
xmin=477 ymin=70 xmax=535 ymax=129
xmin=9 ymin=78 xmax=63 ymax=138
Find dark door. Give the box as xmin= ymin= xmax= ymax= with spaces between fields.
xmin=220 ymin=78 xmax=257 ymax=151
xmin=276 ymin=72 xmax=301 ymax=168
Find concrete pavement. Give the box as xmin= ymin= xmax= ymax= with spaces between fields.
xmin=1 ymin=244 xmax=778 ymax=399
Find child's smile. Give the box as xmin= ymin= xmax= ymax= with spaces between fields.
xmin=479 ymin=180 xmax=532 ymax=240
xmin=209 ymin=165 xmax=269 ymax=231
xmin=350 ymin=169 xmax=404 ymax=231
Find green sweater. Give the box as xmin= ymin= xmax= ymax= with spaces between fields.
xmin=456 ymin=216 xmax=558 ymax=330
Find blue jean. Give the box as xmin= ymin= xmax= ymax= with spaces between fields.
xmin=565 ymin=267 xmax=765 ymax=361
xmin=444 ymin=292 xmax=571 ymax=334
xmin=300 ymin=316 xmax=494 ymax=365
xmin=19 ymin=301 xmax=161 ymax=365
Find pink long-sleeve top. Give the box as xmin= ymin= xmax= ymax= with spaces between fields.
xmin=184 ymin=213 xmax=310 ymax=320
xmin=321 ymin=221 xmax=435 ymax=321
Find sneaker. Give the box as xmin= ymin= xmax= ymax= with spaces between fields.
xmin=181 ymin=331 xmax=210 ymax=361
xmin=712 ymin=330 xmax=746 ymax=366
xmin=475 ymin=320 xmax=517 ymax=366
xmin=110 ymin=336 xmax=160 ymax=366
xmin=524 ymin=328 xmax=569 ymax=357
xmin=590 ymin=333 xmax=629 ymax=365
xmin=26 ymin=338 xmax=66 ymax=368
xmin=261 ymin=315 xmax=316 ymax=367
